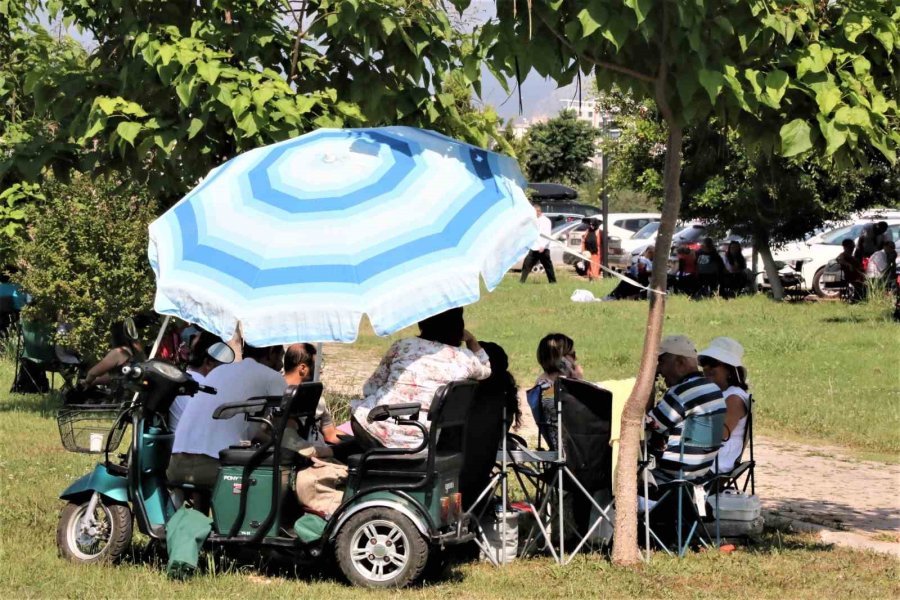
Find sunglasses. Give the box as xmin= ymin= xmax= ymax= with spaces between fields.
xmin=698 ymin=357 xmax=723 ymax=368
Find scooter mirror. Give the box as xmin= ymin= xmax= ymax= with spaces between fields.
xmin=208 ymin=342 xmax=235 ymax=364
xmin=123 ymin=317 xmax=139 ymax=341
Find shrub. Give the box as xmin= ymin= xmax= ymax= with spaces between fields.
xmin=13 ymin=173 xmax=159 ymax=360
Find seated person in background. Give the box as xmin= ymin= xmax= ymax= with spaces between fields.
xmin=478 ymin=341 xmax=522 ymax=430
xmin=695 ymin=237 xmax=725 ymax=297
xmin=672 ymin=246 xmax=698 ymax=295
xmin=350 ymin=307 xmax=491 ymax=449
xmin=604 ymin=247 xmax=654 ymax=301
xmin=167 ymin=344 xmax=286 ymax=510
xmin=283 ymin=343 xmax=340 ymax=444
xmin=721 ymin=241 xmax=748 ymax=296
xmin=534 ymin=333 xmax=584 ymax=448
xmin=698 ymin=337 xmax=750 ymax=474
xmin=169 ymin=331 xmax=229 ymax=431
xmin=645 ymin=335 xmax=725 ymax=486
xmin=837 ymin=238 xmax=866 ymax=299
xmin=79 ymin=321 xmax=145 ymax=389
xmin=865 ymin=240 xmax=898 ymax=289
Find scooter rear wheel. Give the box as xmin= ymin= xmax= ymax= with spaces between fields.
xmin=335 ymin=507 xmax=428 ymax=588
xmin=57 ymin=499 xmax=132 ymax=563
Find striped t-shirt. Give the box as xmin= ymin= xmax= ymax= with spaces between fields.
xmin=647 ymin=374 xmax=726 ymax=482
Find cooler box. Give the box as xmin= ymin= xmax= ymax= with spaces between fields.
xmin=709 ymin=491 xmax=764 ymax=537
xmin=710 ymin=491 xmax=761 ymax=521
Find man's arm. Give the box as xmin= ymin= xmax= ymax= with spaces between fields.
xmin=646 ymin=390 xmax=686 ymax=435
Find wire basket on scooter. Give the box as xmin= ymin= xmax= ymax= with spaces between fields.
xmin=56 ymin=404 xmax=127 ymax=454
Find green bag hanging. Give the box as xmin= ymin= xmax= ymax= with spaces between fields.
xmin=165 ymin=506 xmax=213 ymax=580
xmin=293 ymin=513 xmax=327 ymax=543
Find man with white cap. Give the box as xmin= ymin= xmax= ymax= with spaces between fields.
xmin=698 ymin=337 xmax=750 ymax=474
xmin=645 ymin=334 xmax=726 ymax=484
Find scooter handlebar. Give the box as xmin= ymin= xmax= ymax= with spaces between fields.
xmin=197 ymin=384 xmax=217 ymax=395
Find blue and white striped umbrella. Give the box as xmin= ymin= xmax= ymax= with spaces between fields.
xmin=148 ymin=126 xmax=538 ymax=345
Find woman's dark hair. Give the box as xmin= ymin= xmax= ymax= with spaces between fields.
xmin=701 ymin=237 xmax=716 ymax=252
xmin=243 ymin=344 xmax=282 ymax=362
xmin=479 ymin=341 xmax=522 ymax=428
xmin=418 ymin=307 xmax=465 ymax=347
xmin=109 ymin=321 xmax=132 ymax=349
xmin=537 ymin=333 xmax=575 ymax=375
xmin=728 ymin=365 xmax=749 ymax=391
xmin=188 ymin=331 xmax=222 ymax=368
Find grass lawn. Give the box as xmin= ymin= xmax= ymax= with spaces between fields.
xmin=0 ymin=278 xmax=898 ymax=598
xmin=351 ymin=271 xmax=900 ymax=458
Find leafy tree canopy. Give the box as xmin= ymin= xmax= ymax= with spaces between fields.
xmin=524 ymin=109 xmax=599 ymax=184
xmin=3 ymin=0 xmax=500 ymax=202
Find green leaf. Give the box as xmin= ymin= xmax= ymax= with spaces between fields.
xmin=843 ymin=13 xmax=872 ymax=43
xmin=852 ymin=56 xmax=871 ymax=77
xmin=601 ymin=15 xmax=629 ymax=51
xmin=815 ymin=85 xmax=842 ymax=115
xmin=780 ymin=119 xmax=813 ymax=157
xmin=381 ymin=17 xmax=396 ymax=38
xmin=818 ymin=116 xmax=847 ymax=156
xmin=796 ymin=43 xmax=832 ymax=80
xmin=175 ymin=81 xmax=194 ymax=107
xmin=196 ymin=61 xmax=221 ymax=85
xmin=698 ymin=69 xmax=725 ymax=103
xmin=834 ymin=106 xmax=871 ymax=128
xmin=252 ymin=87 xmax=275 ymax=108
xmin=765 ymin=70 xmax=789 ymax=106
xmin=96 ymin=97 xmax=118 ymax=115
xmin=187 ymin=117 xmax=203 ymax=140
xmin=577 ymin=6 xmax=605 ymax=37
xmin=115 ymin=121 xmax=142 ymax=146
xmin=624 ymin=0 xmax=652 ymax=26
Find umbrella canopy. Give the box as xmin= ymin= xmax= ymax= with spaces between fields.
xmin=149 ymin=126 xmax=538 ymax=345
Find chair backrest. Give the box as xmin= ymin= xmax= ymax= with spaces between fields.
xmin=556 ymin=377 xmax=614 ymax=494
xmin=20 ymin=320 xmax=56 ymax=364
xmin=682 ymin=410 xmax=726 ymax=450
xmin=281 ymin=382 xmax=324 ymax=439
xmin=458 ymin=386 xmax=507 ymax=510
xmin=427 ymin=380 xmax=478 ymax=455
xmin=525 ymin=384 xmax=556 ymax=450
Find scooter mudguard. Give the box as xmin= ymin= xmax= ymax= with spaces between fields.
xmin=60 ymin=463 xmax=129 ymax=504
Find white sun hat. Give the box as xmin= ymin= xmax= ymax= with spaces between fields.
xmin=698 ymin=337 xmax=744 ymax=368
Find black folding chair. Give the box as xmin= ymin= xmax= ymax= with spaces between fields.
xmin=502 ymin=377 xmax=614 ymax=564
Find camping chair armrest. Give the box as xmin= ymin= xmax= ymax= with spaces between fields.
xmin=367 ymin=402 xmax=421 ymax=423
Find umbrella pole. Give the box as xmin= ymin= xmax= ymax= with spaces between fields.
xmin=313 ymin=342 xmax=323 ymax=382
xmin=129 ymin=315 xmax=170 ymax=407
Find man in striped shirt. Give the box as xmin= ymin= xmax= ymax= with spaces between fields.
xmin=646 ymin=335 xmax=726 ymax=484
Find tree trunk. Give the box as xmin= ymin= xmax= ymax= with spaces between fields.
xmin=611 ymin=120 xmax=683 ymax=566
xmin=756 ymin=231 xmax=784 ymax=301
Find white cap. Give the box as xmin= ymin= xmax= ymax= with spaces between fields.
xmin=699 ymin=337 xmax=744 ymax=368
xmin=658 ymin=335 xmax=697 ymax=359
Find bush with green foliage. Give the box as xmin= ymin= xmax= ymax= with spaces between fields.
xmin=525 ymin=110 xmax=599 ymax=184
xmin=13 ymin=173 xmax=158 ymax=359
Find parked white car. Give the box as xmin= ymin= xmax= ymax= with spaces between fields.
xmin=773 ymin=219 xmax=900 ymax=297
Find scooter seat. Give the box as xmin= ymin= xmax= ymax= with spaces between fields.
xmin=345 ymin=450 xmax=463 ymax=476
xmin=219 ymin=446 xmax=305 ymax=467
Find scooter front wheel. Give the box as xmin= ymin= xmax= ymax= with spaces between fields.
xmin=57 ymin=499 xmax=132 ymax=563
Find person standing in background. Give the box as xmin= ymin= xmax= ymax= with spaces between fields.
xmin=581 ymin=218 xmax=603 ymax=282
xmin=520 ymin=202 xmax=557 ymax=284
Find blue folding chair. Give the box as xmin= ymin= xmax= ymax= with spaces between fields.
xmin=644 ymin=411 xmax=725 ymax=557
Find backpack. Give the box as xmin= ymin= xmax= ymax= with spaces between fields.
xmin=584 ymin=230 xmax=599 ymax=253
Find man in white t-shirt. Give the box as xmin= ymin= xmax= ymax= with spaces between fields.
xmin=167 ymin=344 xmax=286 ymax=508
xmin=169 ymin=331 xmax=228 ymax=432
xmin=520 ymin=202 xmax=557 ymax=283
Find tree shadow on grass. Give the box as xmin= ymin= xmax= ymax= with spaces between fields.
xmin=0 ymin=391 xmax=62 ymax=416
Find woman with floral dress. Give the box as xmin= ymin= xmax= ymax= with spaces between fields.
xmin=350 ymin=307 xmax=491 ymax=449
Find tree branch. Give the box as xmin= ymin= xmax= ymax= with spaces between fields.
xmin=536 ymin=12 xmax=656 ymax=83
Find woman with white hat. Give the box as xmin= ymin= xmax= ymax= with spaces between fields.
xmin=698 ymin=337 xmax=750 ymax=473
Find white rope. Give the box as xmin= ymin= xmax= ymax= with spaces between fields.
xmin=540 ymin=234 xmax=666 ymax=296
